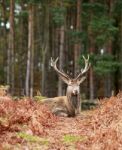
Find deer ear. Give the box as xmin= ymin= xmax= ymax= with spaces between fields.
xmin=76 ymin=76 xmax=86 ymax=85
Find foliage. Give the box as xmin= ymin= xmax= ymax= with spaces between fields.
xmin=93 ymin=54 xmax=122 ymax=75
xmin=82 ymin=2 xmax=107 ymax=17
xmin=82 ymin=2 xmax=118 ymax=46
xmin=51 ymin=6 xmax=66 ymax=26
xmin=114 ymin=0 xmax=122 ymax=16
xmin=0 ymin=0 xmax=121 ymax=98
xmin=90 ymin=17 xmax=118 ymax=46
xmin=0 ymin=97 xmax=57 ymax=135
xmin=16 ymin=0 xmax=41 ymax=4
xmin=68 ymin=30 xmax=83 ymax=44
xmin=79 ymin=53 xmax=122 ymax=75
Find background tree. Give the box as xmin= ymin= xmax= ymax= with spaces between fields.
xmin=74 ymin=0 xmax=82 ymax=76
xmin=1 ymin=0 xmax=8 ymax=84
xmin=0 ymin=0 xmax=121 ymax=99
xmin=8 ymin=0 xmax=15 ymax=95
xmin=25 ymin=2 xmax=35 ymax=97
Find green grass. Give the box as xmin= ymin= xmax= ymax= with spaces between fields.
xmin=62 ymin=134 xmax=87 ymax=144
xmin=17 ymin=132 xmax=49 ymax=145
xmin=33 ymin=95 xmax=47 ymax=102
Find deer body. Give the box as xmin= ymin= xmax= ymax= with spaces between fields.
xmin=43 ymin=55 xmax=90 ymax=117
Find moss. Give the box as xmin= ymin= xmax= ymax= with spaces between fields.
xmin=62 ymin=134 xmax=87 ymax=144
xmin=33 ymin=96 xmax=47 ymax=102
xmin=17 ymin=132 xmax=49 ymax=145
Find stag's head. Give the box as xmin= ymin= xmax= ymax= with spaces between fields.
xmin=51 ymin=55 xmax=90 ymax=94
xmin=50 ymin=55 xmax=90 ymax=116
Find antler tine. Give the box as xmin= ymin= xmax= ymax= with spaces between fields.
xmin=50 ymin=57 xmax=70 ymax=83
xmin=51 ymin=57 xmax=59 ymax=67
xmin=81 ymin=54 xmax=90 ymax=74
xmin=75 ymin=54 xmax=90 ymax=80
xmin=83 ymin=54 xmax=89 ymax=60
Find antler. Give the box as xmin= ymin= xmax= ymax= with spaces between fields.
xmin=75 ymin=55 xmax=91 ymax=80
xmin=51 ymin=57 xmax=70 ymax=84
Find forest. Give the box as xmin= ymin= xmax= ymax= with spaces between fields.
xmin=0 ymin=0 xmax=122 ymax=99
xmin=0 ymin=0 xmax=122 ymax=149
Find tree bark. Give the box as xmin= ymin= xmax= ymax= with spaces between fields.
xmin=1 ymin=0 xmax=7 ymax=84
xmin=58 ymin=25 xmax=65 ymax=96
xmin=104 ymin=0 xmax=113 ymax=97
xmin=30 ymin=6 xmax=35 ymax=98
xmin=18 ymin=1 xmax=27 ymax=96
xmin=8 ymin=0 xmax=15 ymax=95
xmin=74 ymin=0 xmax=82 ymax=76
xmin=25 ymin=4 xmax=34 ymax=97
xmin=41 ymin=1 xmax=49 ymax=96
xmin=120 ymin=6 xmax=122 ymax=90
xmin=89 ymin=0 xmax=95 ymax=100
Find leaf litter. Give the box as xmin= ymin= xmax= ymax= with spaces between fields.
xmin=0 ymin=92 xmax=122 ymax=150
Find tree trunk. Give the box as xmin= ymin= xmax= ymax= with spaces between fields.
xmin=120 ymin=7 xmax=122 ymax=90
xmin=89 ymin=44 xmax=94 ymax=100
xmin=104 ymin=0 xmax=113 ymax=97
xmin=19 ymin=1 xmax=27 ymax=96
xmin=1 ymin=0 xmax=7 ymax=84
xmin=41 ymin=1 xmax=49 ymax=96
xmin=89 ymin=67 xmax=94 ymax=99
xmin=89 ymin=0 xmax=95 ymax=100
xmin=25 ymin=4 xmax=34 ymax=97
xmin=58 ymin=25 xmax=65 ymax=96
xmin=74 ymin=0 xmax=82 ymax=76
xmin=30 ymin=6 xmax=35 ymax=98
xmin=8 ymin=0 xmax=15 ymax=95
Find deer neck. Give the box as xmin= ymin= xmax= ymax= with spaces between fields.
xmin=65 ymin=91 xmax=80 ymax=117
xmin=67 ymin=91 xmax=80 ymax=106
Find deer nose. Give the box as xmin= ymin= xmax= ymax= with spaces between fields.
xmin=72 ymin=90 xmax=78 ymax=95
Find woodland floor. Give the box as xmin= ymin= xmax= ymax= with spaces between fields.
xmin=0 ymin=92 xmax=122 ymax=150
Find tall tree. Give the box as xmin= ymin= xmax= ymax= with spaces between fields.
xmin=25 ymin=3 xmax=34 ymax=97
xmin=30 ymin=5 xmax=35 ymax=98
xmin=8 ymin=0 xmax=15 ymax=95
xmin=104 ymin=0 xmax=114 ymax=97
xmin=89 ymin=0 xmax=95 ymax=100
xmin=58 ymin=2 xmax=66 ymax=96
xmin=120 ymin=2 xmax=122 ymax=90
xmin=58 ymin=24 xmax=65 ymax=96
xmin=18 ymin=1 xmax=28 ymax=95
xmin=0 ymin=0 xmax=121 ymax=98
xmin=74 ymin=0 xmax=82 ymax=76
xmin=41 ymin=0 xmax=50 ymax=96
xmin=1 ymin=0 xmax=7 ymax=84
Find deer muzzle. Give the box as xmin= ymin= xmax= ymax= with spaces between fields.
xmin=72 ymin=90 xmax=78 ymax=96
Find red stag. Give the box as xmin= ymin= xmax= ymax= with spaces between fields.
xmin=43 ymin=55 xmax=90 ymax=117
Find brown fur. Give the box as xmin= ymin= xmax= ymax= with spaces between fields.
xmin=42 ymin=95 xmax=81 ymax=117
xmin=42 ymin=96 xmax=68 ymax=117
